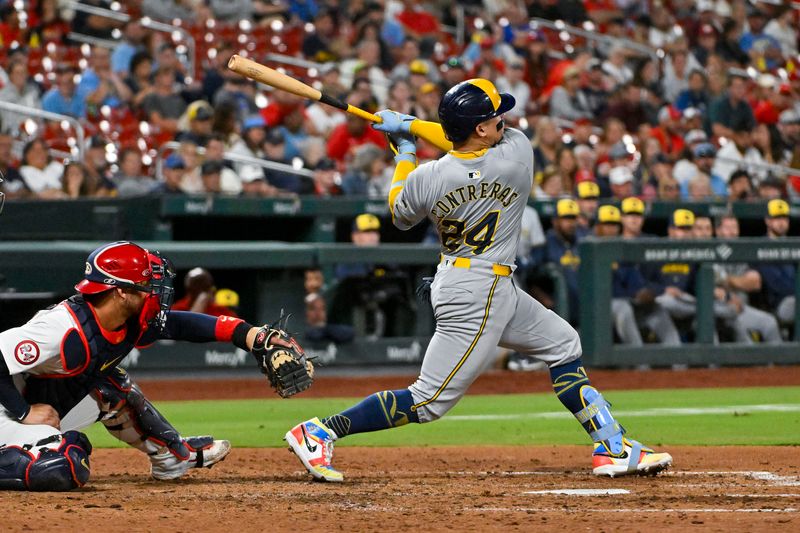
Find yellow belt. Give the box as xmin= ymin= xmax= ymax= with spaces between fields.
xmin=440 ymin=256 xmax=512 ymax=277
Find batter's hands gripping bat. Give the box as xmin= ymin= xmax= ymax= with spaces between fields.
xmin=227 ymin=54 xmax=453 ymax=152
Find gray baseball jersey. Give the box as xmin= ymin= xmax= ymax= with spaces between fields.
xmin=392 ymin=128 xmax=533 ymax=264
xmin=391 ymin=128 xmax=581 ymax=423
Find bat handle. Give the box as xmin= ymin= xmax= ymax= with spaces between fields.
xmin=346 ymin=104 xmax=382 ymax=124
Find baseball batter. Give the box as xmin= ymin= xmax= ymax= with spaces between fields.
xmin=285 ymin=79 xmax=672 ymax=481
xmin=0 ymin=241 xmax=274 ymax=491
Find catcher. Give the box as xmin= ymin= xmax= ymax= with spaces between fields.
xmin=0 ymin=241 xmax=312 ymax=491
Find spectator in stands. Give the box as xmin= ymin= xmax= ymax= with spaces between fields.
xmin=727 ymin=169 xmax=755 ymax=201
xmin=176 ymin=100 xmax=214 ymax=146
xmin=756 ymin=176 xmax=785 ymax=201
xmin=533 ymin=198 xmax=583 ymax=323
xmin=691 ymin=24 xmax=718 ymax=67
xmin=42 ymin=65 xmax=85 ymax=119
xmin=304 ymin=292 xmax=356 ymax=344
xmin=739 ymin=8 xmax=781 ymax=66
xmin=326 ymin=101 xmax=387 ymax=162
xmin=661 ymin=49 xmax=696 ymax=104
xmin=142 ymin=66 xmax=187 ymax=134
xmin=172 ymin=267 xmax=238 ymax=317
xmin=657 ymin=175 xmax=681 ymax=201
xmin=312 ymin=157 xmax=342 ymax=197
xmin=575 ymin=180 xmax=600 ymax=230
xmin=777 ymin=110 xmax=800 ymax=170
xmin=674 ymin=70 xmax=709 ymax=114
xmin=748 ymin=199 xmax=796 ymax=327
xmin=0 ymin=60 xmax=40 ymax=134
xmin=496 ymin=59 xmax=530 ymax=121
xmin=712 ymin=213 xmax=781 ymax=344
xmin=339 ymin=40 xmax=389 ymax=105
xmin=318 ymin=62 xmax=348 ymax=99
xmin=620 ymin=197 xmax=648 ymax=239
xmin=141 ymin=0 xmax=195 ymax=24
xmin=239 ymin=164 xmax=278 ymax=198
xmin=305 ymin=268 xmax=325 ymax=296
xmin=554 ymin=146 xmax=578 ymax=196
xmin=548 ymin=66 xmax=593 ymax=122
xmin=712 ymin=123 xmax=766 ymax=185
xmin=61 ymin=160 xmax=115 ymax=198
xmin=531 ymin=118 xmax=561 ymax=184
xmin=764 ymin=6 xmax=798 ymax=58
xmin=608 ymin=166 xmax=635 ymax=200
xmin=306 ymin=84 xmax=347 ymax=137
xmin=78 ymin=45 xmax=133 ymax=114
xmin=279 ymin=104 xmax=319 ymax=164
xmin=114 ymin=148 xmax=156 ymax=197
xmin=19 ymin=138 xmax=65 ymax=199
xmin=111 ymin=19 xmax=148 ymax=75
xmin=601 ymin=45 xmax=633 ymax=88
xmin=0 ymin=132 xmax=28 ymax=198
xmin=533 ymin=165 xmax=562 ymax=200
xmin=199 ymin=160 xmax=227 ymax=195
xmin=603 ymin=82 xmax=648 ymax=133
xmin=155 ymin=153 xmax=186 ymax=194
xmin=341 ymin=144 xmax=389 ymax=197
xmin=125 ymin=51 xmax=154 ymax=110
xmin=440 ymin=57 xmax=469 ymax=95
xmin=83 ymin=135 xmax=113 ymax=184
xmin=211 ymin=102 xmax=240 ymax=148
xmin=203 ymin=135 xmax=243 ymax=195
xmin=28 ymin=0 xmax=70 ymax=46
xmin=708 ymin=73 xmax=755 ymax=140
xmin=302 ymin=9 xmax=340 ymax=63
xmin=650 ymin=105 xmax=684 ymax=161
xmin=680 ymin=143 xmax=727 ymax=198
xmin=229 ymin=116 xmax=266 ymax=173
xmin=582 ymin=58 xmax=609 ymax=117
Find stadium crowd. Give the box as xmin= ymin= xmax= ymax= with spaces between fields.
xmin=0 ymin=0 xmax=799 ymax=343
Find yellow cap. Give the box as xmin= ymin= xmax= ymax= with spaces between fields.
xmin=767 ymin=199 xmax=790 ymax=218
xmin=215 ymin=288 xmax=239 ymax=308
xmin=420 ymin=82 xmax=438 ymax=95
xmin=187 ymin=100 xmax=213 ymax=121
xmin=621 ymin=197 xmax=645 ymax=215
xmin=597 ymin=205 xmax=621 ymax=224
xmin=577 ymin=181 xmax=600 ymax=199
xmin=556 ymin=198 xmax=580 ymax=218
xmin=354 ymin=213 xmax=381 ymax=232
xmin=671 ymin=209 xmax=695 ymax=228
xmin=410 ymin=59 xmax=429 ymax=75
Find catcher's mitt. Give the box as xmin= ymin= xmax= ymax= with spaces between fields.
xmin=251 ymin=320 xmax=313 ymax=398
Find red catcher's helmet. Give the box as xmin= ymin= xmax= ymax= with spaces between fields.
xmin=75 ymin=241 xmax=154 ymax=294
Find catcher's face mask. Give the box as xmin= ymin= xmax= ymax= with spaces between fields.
xmin=140 ymin=251 xmax=176 ymax=334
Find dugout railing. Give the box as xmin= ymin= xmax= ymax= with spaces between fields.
xmin=578 ymin=237 xmax=800 ymax=367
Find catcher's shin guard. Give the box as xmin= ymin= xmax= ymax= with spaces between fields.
xmin=0 ymin=431 xmax=92 ymax=491
xmin=94 ymin=369 xmax=230 ymax=480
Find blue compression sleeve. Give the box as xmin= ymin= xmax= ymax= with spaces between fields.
xmin=322 ymin=389 xmax=419 ymax=438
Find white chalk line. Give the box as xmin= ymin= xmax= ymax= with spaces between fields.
xmin=466 ymin=507 xmax=799 ymax=514
xmin=445 ymin=403 xmax=800 ymax=421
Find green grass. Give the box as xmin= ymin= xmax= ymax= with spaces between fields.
xmin=84 ymin=386 xmax=800 ymax=448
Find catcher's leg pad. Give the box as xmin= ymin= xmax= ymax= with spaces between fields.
xmin=0 ymin=431 xmax=92 ymax=491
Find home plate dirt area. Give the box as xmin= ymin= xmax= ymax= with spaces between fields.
xmin=1 ymin=446 xmax=797 ymax=531
xmin=2 ymin=366 xmax=798 ymax=532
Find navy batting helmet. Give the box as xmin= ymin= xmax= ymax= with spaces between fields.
xmin=438 ymin=79 xmax=515 ymax=143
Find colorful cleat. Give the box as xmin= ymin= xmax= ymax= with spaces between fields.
xmin=285 ymin=417 xmax=343 ymax=482
xmin=592 ymin=438 xmax=672 ymax=477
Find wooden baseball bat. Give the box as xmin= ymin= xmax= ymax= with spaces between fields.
xmin=227 ymin=54 xmax=453 ymax=151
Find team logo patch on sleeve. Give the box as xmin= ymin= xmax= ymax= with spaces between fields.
xmin=14 ymin=340 xmax=40 ymax=365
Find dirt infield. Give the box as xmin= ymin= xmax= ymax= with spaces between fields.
xmin=137 ymin=364 xmax=800 ymax=401
xmin=2 ymin=446 xmax=797 ymax=532
xmin=2 ymin=366 xmax=798 ymax=531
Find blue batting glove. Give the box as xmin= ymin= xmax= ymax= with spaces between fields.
xmin=385 ymin=131 xmax=417 ymax=162
xmin=373 ymin=110 xmax=416 ymax=134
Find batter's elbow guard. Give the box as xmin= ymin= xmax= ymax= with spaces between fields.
xmin=0 ymin=431 xmax=92 ymax=491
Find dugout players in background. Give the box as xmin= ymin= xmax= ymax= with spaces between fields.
xmin=749 ymin=199 xmax=796 ymax=327
xmin=172 ymin=267 xmax=238 ymax=317
xmin=595 ymin=206 xmax=681 ymax=346
xmin=330 ymin=214 xmax=413 ymax=338
xmin=575 ymin=180 xmax=600 ymax=230
xmin=532 ymin=198 xmax=583 ymax=324
xmin=620 ymin=197 xmax=651 ymax=239
xmin=712 ymin=213 xmax=781 ymax=343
